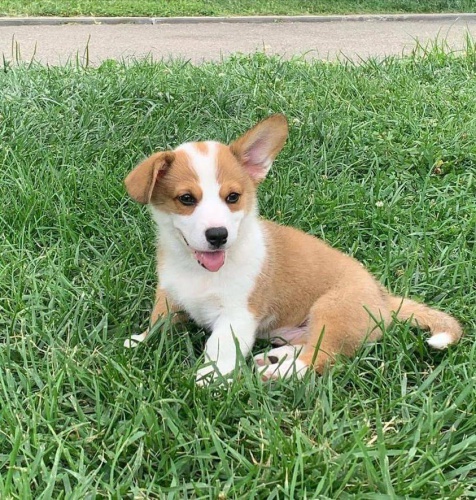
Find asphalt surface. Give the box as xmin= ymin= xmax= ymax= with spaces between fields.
xmin=1 ymin=15 xmax=476 ymax=65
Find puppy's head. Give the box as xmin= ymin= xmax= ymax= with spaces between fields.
xmin=125 ymin=114 xmax=288 ymax=272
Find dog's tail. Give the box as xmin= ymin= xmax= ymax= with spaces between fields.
xmin=388 ymin=295 xmax=463 ymax=349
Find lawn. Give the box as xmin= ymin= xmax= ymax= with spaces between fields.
xmin=0 ymin=0 xmax=475 ymax=17
xmin=1 ymin=46 xmax=475 ymax=497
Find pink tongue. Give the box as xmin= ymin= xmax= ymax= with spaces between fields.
xmin=194 ymin=250 xmax=226 ymax=272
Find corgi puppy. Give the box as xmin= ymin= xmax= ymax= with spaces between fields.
xmin=124 ymin=114 xmax=462 ymax=383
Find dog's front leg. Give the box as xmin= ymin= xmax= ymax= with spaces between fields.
xmin=124 ymin=286 xmax=178 ymax=348
xmin=196 ymin=312 xmax=258 ymax=385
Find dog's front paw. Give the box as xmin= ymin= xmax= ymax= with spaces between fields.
xmin=196 ymin=362 xmax=236 ymax=386
xmin=123 ymin=331 xmax=148 ymax=348
xmin=196 ymin=364 xmax=218 ymax=386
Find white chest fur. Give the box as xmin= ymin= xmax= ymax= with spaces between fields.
xmin=157 ymin=215 xmax=267 ymax=330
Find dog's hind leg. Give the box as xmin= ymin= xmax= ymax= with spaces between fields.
xmin=254 ymin=344 xmax=308 ymax=380
xmin=298 ymin=286 xmax=389 ymax=374
xmin=259 ymin=283 xmax=389 ymax=380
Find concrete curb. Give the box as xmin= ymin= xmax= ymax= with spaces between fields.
xmin=1 ymin=13 xmax=476 ymax=27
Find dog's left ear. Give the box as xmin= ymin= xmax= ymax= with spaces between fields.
xmin=125 ymin=151 xmax=175 ymax=204
xmin=230 ymin=114 xmax=288 ymax=183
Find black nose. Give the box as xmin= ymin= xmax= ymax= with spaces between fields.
xmin=205 ymin=227 xmax=228 ymax=248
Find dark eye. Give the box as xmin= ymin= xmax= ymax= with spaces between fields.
xmin=178 ymin=193 xmax=197 ymax=206
xmin=226 ymin=192 xmax=240 ymax=204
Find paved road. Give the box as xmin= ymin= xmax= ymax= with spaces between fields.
xmin=1 ymin=16 xmax=476 ymax=65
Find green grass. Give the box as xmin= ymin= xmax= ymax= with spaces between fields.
xmin=1 ymin=45 xmax=475 ymax=497
xmin=0 ymin=0 xmax=475 ymax=17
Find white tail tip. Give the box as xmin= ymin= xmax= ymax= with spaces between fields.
xmin=427 ymin=332 xmax=453 ymax=350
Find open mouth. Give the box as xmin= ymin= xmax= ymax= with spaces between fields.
xmin=193 ymin=250 xmax=226 ymax=272
xmin=179 ymin=232 xmax=226 ymax=272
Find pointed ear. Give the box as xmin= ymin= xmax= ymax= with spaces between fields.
xmin=230 ymin=114 xmax=288 ymax=182
xmin=124 ymin=151 xmax=175 ymax=204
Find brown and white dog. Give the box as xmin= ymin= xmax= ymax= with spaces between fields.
xmin=124 ymin=114 xmax=462 ymax=383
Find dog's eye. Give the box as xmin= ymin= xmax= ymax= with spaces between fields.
xmin=226 ymin=192 xmax=240 ymax=204
xmin=178 ymin=193 xmax=196 ymax=206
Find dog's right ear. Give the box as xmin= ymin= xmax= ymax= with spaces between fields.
xmin=124 ymin=151 xmax=175 ymax=204
xmin=230 ymin=114 xmax=288 ymax=183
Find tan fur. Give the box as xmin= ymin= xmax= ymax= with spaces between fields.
xmin=216 ymin=144 xmax=256 ymax=212
xmin=124 ymin=151 xmax=175 ymax=205
xmin=387 ymin=296 xmax=462 ymax=340
xmin=249 ymin=222 xmax=395 ymax=372
xmin=150 ymin=286 xmax=178 ymax=325
xmin=249 ymin=220 xmax=462 ymax=373
xmin=195 ymin=142 xmax=209 ymax=155
xmin=125 ymin=114 xmax=463 ymax=375
xmin=230 ymin=114 xmax=288 ymax=183
xmin=125 ymin=149 xmax=203 ymax=214
xmin=151 ymin=150 xmax=203 ymax=215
